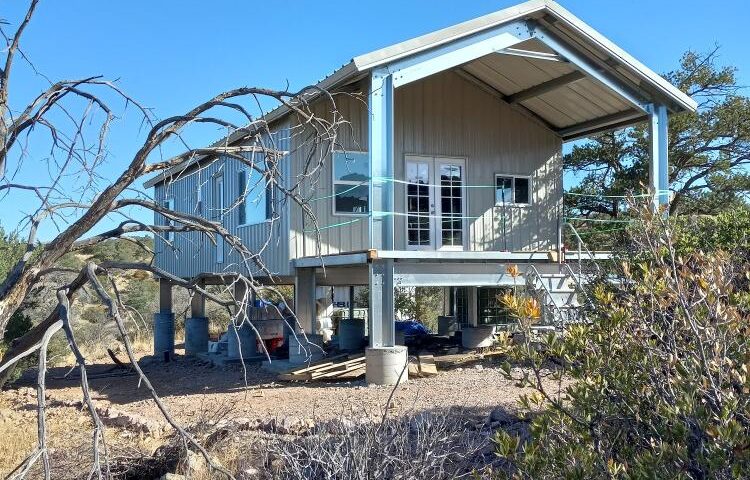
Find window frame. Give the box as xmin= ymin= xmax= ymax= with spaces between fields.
xmin=494 ymin=173 xmax=532 ymax=206
xmin=163 ymin=197 xmax=175 ymax=242
xmin=213 ymin=173 xmax=225 ymax=264
xmin=237 ymin=164 xmax=274 ymax=228
xmin=331 ymin=150 xmax=370 ymax=216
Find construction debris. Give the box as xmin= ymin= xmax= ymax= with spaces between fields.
xmin=278 ymin=354 xmax=365 ymax=382
xmin=408 ymin=354 xmax=438 ymax=378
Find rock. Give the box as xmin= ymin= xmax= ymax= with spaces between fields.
xmin=274 ymin=416 xmax=315 ymax=435
xmin=239 ymin=466 xmax=261 ymax=479
xmin=158 ymin=474 xmax=185 ymax=480
xmin=96 ymin=406 xmax=164 ymax=435
xmin=233 ymin=417 xmax=262 ymax=431
xmin=474 ymin=364 xmax=484 ymax=371
xmin=185 ymin=450 xmax=208 ymax=476
xmin=17 ymin=387 xmax=35 ymax=398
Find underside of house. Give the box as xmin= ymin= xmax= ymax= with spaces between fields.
xmin=145 ymin=0 xmax=696 ymax=384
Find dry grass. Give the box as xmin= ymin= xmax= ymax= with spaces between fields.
xmin=0 ymin=397 xmax=37 ymax=476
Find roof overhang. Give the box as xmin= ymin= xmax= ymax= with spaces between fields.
xmin=145 ymin=0 xmax=696 ymax=188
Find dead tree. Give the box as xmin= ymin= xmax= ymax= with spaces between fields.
xmin=0 ymin=1 xmax=346 ymax=478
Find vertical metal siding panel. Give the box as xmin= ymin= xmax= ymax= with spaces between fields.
xmin=392 ymin=70 xmax=561 ymax=252
xmin=150 ymin=123 xmax=293 ymax=280
xmin=283 ymin=70 xmax=562 ymax=259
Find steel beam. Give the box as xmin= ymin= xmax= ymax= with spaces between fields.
xmin=294 ymin=268 xmax=316 ymax=334
xmin=497 ymin=47 xmax=565 ymax=62
xmin=505 ymin=70 xmax=585 ymax=104
xmin=190 ymin=282 xmax=206 ymax=318
xmin=392 ymin=262 xmax=559 ymax=287
xmin=648 ymin=103 xmax=669 ymax=211
xmin=388 ymin=21 xmax=531 ymax=88
xmin=529 ymin=23 xmax=648 ymax=112
xmin=369 ymin=69 xmax=395 ymax=251
xmin=369 ymin=259 xmax=395 ymax=348
xmin=158 ymin=279 xmax=172 ymax=313
xmin=556 ymin=109 xmax=644 ymax=139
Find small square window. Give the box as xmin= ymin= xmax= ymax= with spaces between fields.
xmin=495 ymin=175 xmax=531 ymax=205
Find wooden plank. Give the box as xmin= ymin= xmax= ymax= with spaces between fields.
xmin=288 ymin=354 xmax=348 ymax=375
xmin=333 ymin=366 xmax=366 ymax=379
xmin=418 ymin=355 xmax=438 ymax=376
xmin=303 ymin=355 xmax=365 ymax=376
xmin=310 ymin=359 xmax=366 ymax=379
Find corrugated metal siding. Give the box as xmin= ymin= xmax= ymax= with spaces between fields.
xmin=288 ymin=80 xmax=371 ymax=258
xmin=154 ymin=125 xmax=293 ymax=279
xmin=289 ymin=69 xmax=562 ymax=257
xmin=461 ymin=42 xmax=634 ymax=129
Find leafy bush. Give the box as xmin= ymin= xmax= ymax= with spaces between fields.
xmin=673 ymin=207 xmax=750 ymax=255
xmin=496 ymin=208 xmax=750 ymax=479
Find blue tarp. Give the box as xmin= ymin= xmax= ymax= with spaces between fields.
xmin=395 ymin=320 xmax=431 ymax=336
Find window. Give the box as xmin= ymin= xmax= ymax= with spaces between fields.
xmin=213 ymin=175 xmax=224 ymax=264
xmin=333 ymin=151 xmax=369 ymax=214
xmin=163 ymin=198 xmax=175 ymax=242
xmin=477 ymin=287 xmax=515 ymax=325
xmin=495 ymin=175 xmax=531 ymax=205
xmin=448 ymin=287 xmax=469 ymax=328
xmin=238 ymin=156 xmax=275 ymax=226
xmin=194 ymin=183 xmax=203 ymax=216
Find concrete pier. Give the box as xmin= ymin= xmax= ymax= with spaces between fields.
xmin=365 ymin=346 xmax=408 ymax=385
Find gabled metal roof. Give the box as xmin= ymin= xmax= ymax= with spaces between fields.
xmin=145 ymin=0 xmax=696 ymax=188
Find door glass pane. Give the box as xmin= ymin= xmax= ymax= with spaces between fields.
xmin=439 ymin=163 xmax=463 ymax=247
xmin=407 ymin=161 xmax=431 ymax=246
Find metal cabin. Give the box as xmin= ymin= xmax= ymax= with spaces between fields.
xmin=144 ymin=0 xmax=697 ymax=384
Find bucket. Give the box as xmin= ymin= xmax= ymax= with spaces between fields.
xmin=227 ymin=322 xmax=257 ymax=360
xmin=437 ymin=316 xmax=459 ymax=336
xmin=185 ymin=317 xmax=209 ymax=355
xmin=153 ymin=312 xmax=175 ymax=358
xmin=338 ymin=318 xmax=366 ymax=350
xmin=288 ymin=334 xmax=325 ymax=365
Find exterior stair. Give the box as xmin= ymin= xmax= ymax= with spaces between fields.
xmin=525 ymin=267 xmax=587 ymax=328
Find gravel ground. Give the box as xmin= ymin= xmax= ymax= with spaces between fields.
xmin=9 ymin=349 xmax=553 ymax=427
xmin=1 ymin=350 xmax=565 ymax=478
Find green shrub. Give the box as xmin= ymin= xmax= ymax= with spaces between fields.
xmin=496 ymin=208 xmax=750 ymax=479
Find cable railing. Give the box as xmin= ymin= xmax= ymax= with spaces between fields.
xmin=562 ymin=221 xmax=603 ymax=277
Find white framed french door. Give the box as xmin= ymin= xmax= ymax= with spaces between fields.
xmin=405 ymin=155 xmax=466 ymax=251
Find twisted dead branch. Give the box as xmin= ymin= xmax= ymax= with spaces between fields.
xmin=0 ymin=0 xmax=348 ymax=476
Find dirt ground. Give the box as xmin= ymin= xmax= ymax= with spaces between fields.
xmin=0 ymin=347 xmax=556 ymax=477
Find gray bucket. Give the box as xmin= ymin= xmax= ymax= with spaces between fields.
xmin=185 ymin=317 xmax=209 ymax=355
xmin=153 ymin=312 xmax=175 ymax=359
xmin=438 ymin=316 xmax=459 ymax=336
xmin=338 ymin=318 xmax=366 ymax=351
xmin=227 ymin=322 xmax=257 ymax=360
xmin=288 ymin=334 xmax=324 ymax=365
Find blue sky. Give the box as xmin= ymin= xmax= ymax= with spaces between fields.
xmin=3 ymin=0 xmax=749 ymax=241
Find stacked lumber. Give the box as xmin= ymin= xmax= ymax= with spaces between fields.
xmin=278 ymin=354 xmax=366 ymax=382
